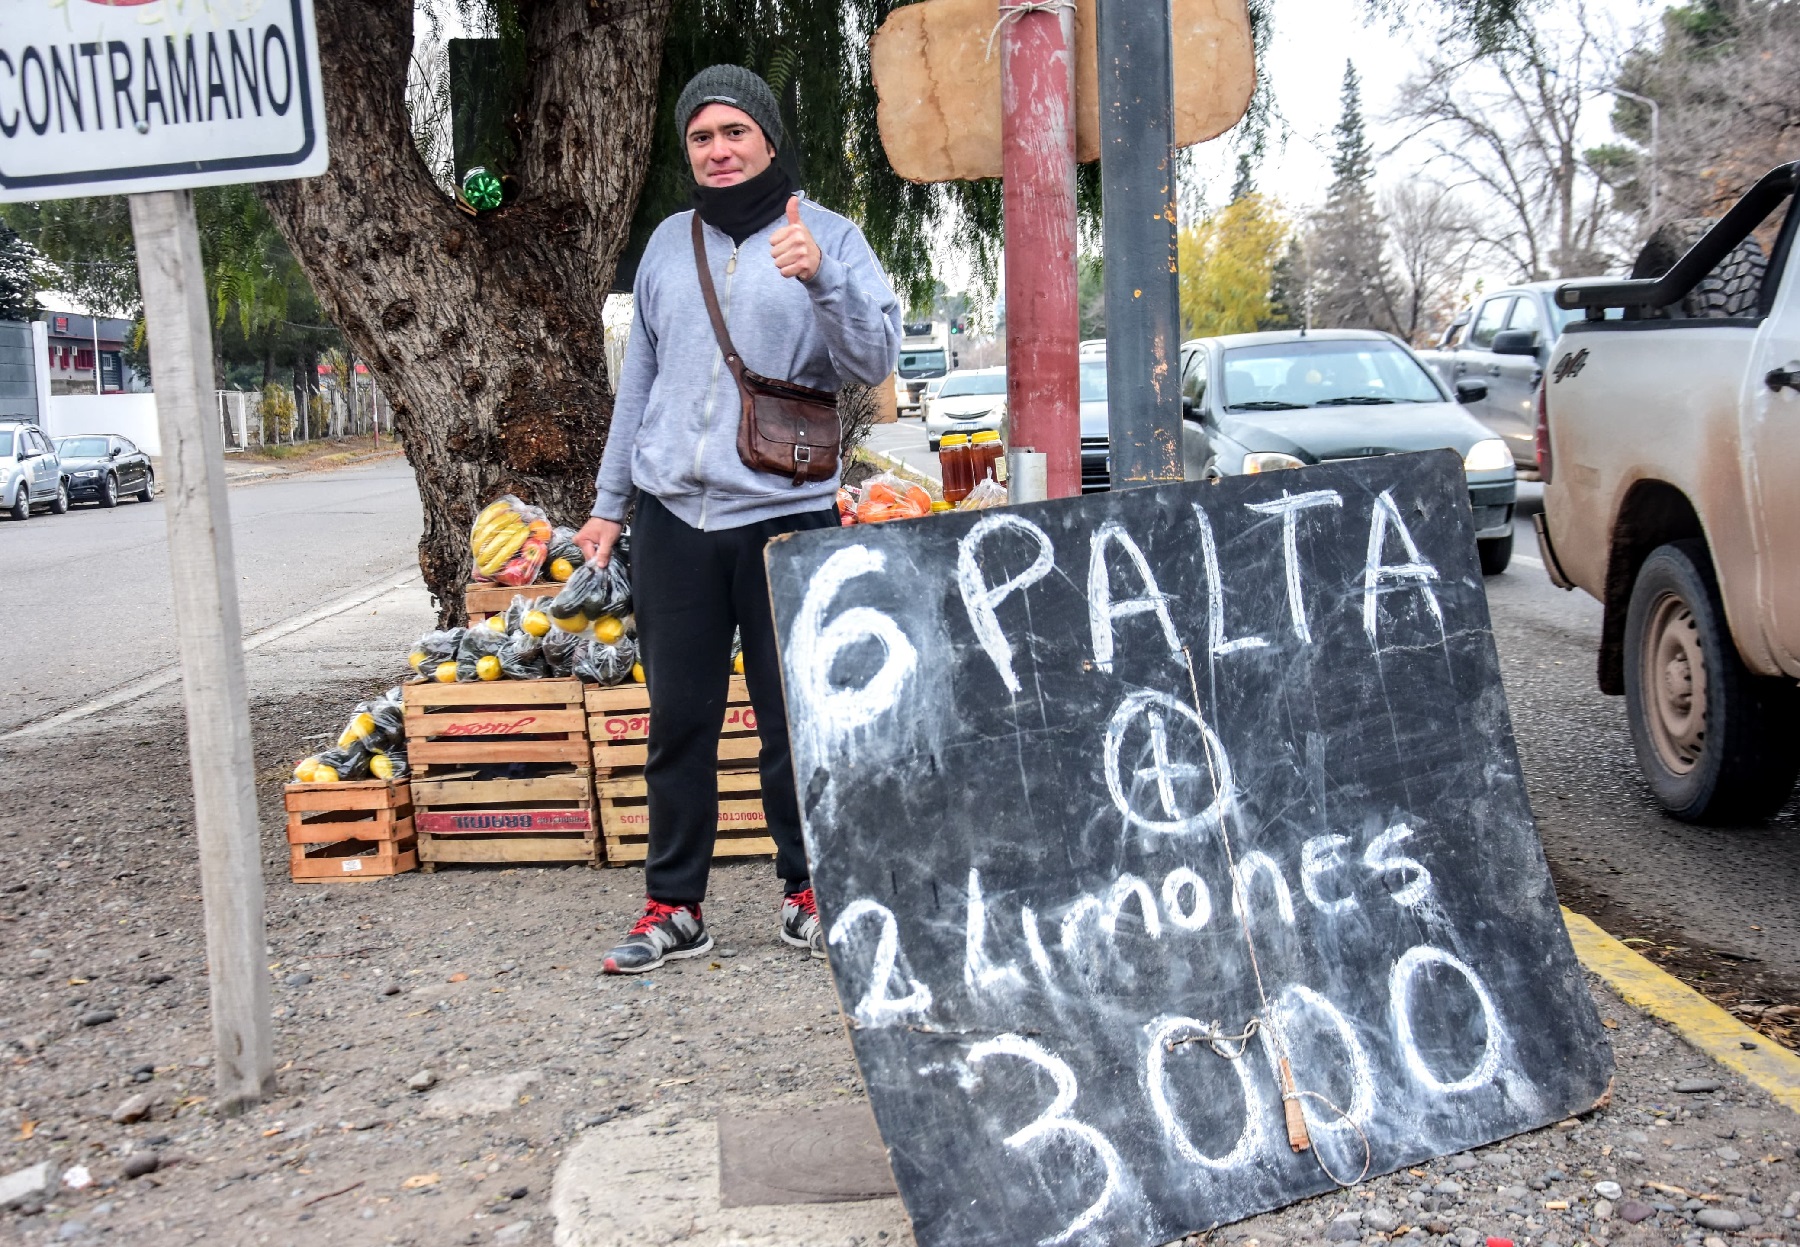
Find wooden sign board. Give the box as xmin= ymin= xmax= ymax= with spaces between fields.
xmin=767 ymin=452 xmax=1612 ymax=1247
xmin=871 ymin=0 xmax=1255 ymax=183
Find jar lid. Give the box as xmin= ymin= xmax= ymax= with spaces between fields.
xmin=940 ymin=433 xmax=969 ymax=447
xmin=971 ymin=429 xmax=1001 ymax=443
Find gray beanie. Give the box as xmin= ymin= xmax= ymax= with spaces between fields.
xmin=675 ymin=65 xmax=784 ymax=152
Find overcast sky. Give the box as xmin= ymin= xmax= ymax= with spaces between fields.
xmin=1193 ymin=0 xmax=1662 ymax=214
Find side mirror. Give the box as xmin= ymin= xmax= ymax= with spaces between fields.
xmin=108 ymin=447 xmax=120 ymax=458
xmin=1454 ymin=378 xmax=1489 ymax=405
xmin=1490 ymin=329 xmax=1540 ymax=357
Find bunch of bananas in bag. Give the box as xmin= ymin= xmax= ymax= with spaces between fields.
xmin=471 ymin=495 xmax=553 ymax=586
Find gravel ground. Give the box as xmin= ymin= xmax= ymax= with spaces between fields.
xmin=1 ymin=671 xmax=1796 ymax=1246
xmin=0 ymin=673 xmax=861 ymax=1246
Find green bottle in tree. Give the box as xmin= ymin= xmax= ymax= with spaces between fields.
xmin=460 ymin=167 xmax=504 ymax=213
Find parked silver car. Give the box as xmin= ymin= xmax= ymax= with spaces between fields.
xmin=0 ymin=422 xmax=70 ymax=520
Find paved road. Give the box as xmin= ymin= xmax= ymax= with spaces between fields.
xmin=0 ymin=460 xmax=423 ymax=733
xmin=861 ymin=422 xmax=1800 ymax=982
xmin=1495 ymin=487 xmax=1800 ymax=991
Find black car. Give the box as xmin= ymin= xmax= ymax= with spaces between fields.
xmin=1080 ymin=330 xmax=1519 ymax=574
xmin=54 ymin=435 xmax=154 ymax=508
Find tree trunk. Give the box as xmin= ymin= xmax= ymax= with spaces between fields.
xmin=261 ymin=0 xmax=672 ymax=621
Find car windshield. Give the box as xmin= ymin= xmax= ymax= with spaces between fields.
xmin=898 ymin=349 xmax=947 ymax=379
xmin=1079 ymin=359 xmax=1107 ymax=402
xmin=939 ymin=374 xmax=1006 ymax=398
xmin=58 ymin=437 xmax=109 ymax=457
xmin=0 ymin=431 xmax=11 ymax=457
xmin=1221 ymin=340 xmax=1442 ymax=408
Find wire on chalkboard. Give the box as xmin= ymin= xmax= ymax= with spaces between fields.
xmin=1179 ymin=645 xmax=1371 ymax=1189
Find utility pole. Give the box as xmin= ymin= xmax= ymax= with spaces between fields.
xmin=1097 ymin=0 xmax=1183 ymax=488
xmin=999 ymin=0 xmax=1081 ymax=498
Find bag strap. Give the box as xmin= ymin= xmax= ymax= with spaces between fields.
xmin=692 ymin=214 xmax=747 ymax=386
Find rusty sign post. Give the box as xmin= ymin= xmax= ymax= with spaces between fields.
xmin=999 ymin=0 xmax=1082 ymax=499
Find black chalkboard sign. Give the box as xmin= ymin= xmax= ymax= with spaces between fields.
xmin=765 ymin=451 xmax=1612 ymax=1247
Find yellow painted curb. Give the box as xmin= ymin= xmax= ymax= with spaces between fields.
xmin=1563 ymin=907 xmax=1800 ymax=1114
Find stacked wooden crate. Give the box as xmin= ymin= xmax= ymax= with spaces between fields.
xmin=284 ymin=779 xmax=416 ymax=882
xmin=402 ymin=678 xmax=598 ymax=868
xmin=585 ymin=674 xmax=772 ymax=864
xmin=463 ymin=581 xmax=561 ymax=627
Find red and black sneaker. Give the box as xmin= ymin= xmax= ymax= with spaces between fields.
xmin=602 ymin=899 xmax=712 ymax=975
xmin=779 ymin=887 xmax=827 ymax=959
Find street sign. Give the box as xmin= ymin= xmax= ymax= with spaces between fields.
xmin=768 ymin=453 xmax=1613 ymax=1247
xmin=0 ymin=0 xmax=327 ymax=202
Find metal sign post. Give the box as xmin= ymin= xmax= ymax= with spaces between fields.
xmin=1098 ymin=0 xmax=1184 ymax=489
xmin=2 ymin=0 xmax=329 ymax=1115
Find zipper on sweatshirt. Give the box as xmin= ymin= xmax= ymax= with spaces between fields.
xmin=693 ymin=235 xmax=739 ymax=531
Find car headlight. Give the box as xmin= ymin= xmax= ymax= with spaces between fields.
xmin=1463 ymin=438 xmax=1511 ymax=472
xmin=76 ymin=470 xmax=98 ymax=478
xmin=1242 ymin=452 xmax=1304 ymax=474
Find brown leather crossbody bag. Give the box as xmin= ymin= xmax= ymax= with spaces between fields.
xmin=692 ymin=213 xmax=841 ymax=486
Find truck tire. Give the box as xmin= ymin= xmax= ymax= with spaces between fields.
xmin=1478 ymin=533 xmax=1513 ymax=576
xmin=1622 ymin=540 xmax=1800 ymax=822
xmin=1629 ymin=218 xmax=1767 ymax=319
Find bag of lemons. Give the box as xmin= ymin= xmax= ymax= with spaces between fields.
xmin=470 ymin=495 xmax=554 ymax=586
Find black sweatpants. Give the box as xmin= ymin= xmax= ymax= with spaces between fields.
xmin=631 ymin=492 xmax=839 ymax=906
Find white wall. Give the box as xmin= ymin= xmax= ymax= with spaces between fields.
xmin=44 ymin=394 xmax=162 ymax=455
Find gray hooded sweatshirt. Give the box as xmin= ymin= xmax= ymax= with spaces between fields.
xmin=592 ymin=201 xmax=902 ymax=530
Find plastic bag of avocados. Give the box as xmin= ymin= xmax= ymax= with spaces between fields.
xmin=369 ymin=743 xmax=408 ymax=781
xmin=335 ymin=689 xmax=405 ymax=751
xmin=456 ymin=625 xmax=510 ymax=682
xmin=549 ymin=556 xmax=631 ymax=635
xmin=409 ymin=628 xmax=464 ymax=680
xmin=293 ymin=741 xmax=373 ymax=784
xmin=574 ymin=633 xmax=638 ymax=686
xmin=539 ymin=626 xmax=584 ymax=677
xmin=546 ymin=527 xmax=584 ymax=583
xmin=498 ymin=629 xmax=548 ymax=680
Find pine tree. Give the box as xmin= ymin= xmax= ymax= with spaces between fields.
xmin=0 ymin=223 xmax=35 ymax=322
xmin=1304 ymin=61 xmax=1397 ymax=332
xmin=1230 ymin=153 xmax=1257 ymax=204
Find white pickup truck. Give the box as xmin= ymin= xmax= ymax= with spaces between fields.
xmin=1540 ymin=162 xmax=1800 ymax=824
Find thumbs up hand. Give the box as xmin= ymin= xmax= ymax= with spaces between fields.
xmin=770 ymin=195 xmax=821 ymax=282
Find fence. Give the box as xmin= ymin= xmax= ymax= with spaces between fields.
xmin=218 ymin=378 xmax=394 ymax=450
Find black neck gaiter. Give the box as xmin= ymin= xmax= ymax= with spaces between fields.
xmin=691 ymin=161 xmax=798 ymax=246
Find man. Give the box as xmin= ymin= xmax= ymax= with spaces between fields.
xmin=575 ymin=65 xmax=900 ymax=974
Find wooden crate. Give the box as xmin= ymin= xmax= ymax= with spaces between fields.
xmin=463 ymin=580 xmax=561 ymax=627
xmin=597 ymin=767 xmax=772 ymax=864
xmin=284 ymin=779 xmax=417 ymax=883
xmin=409 ymin=761 xmax=597 ymax=870
xmin=403 ymin=678 xmax=588 ymax=767
xmin=585 ymin=674 xmax=761 ymax=777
